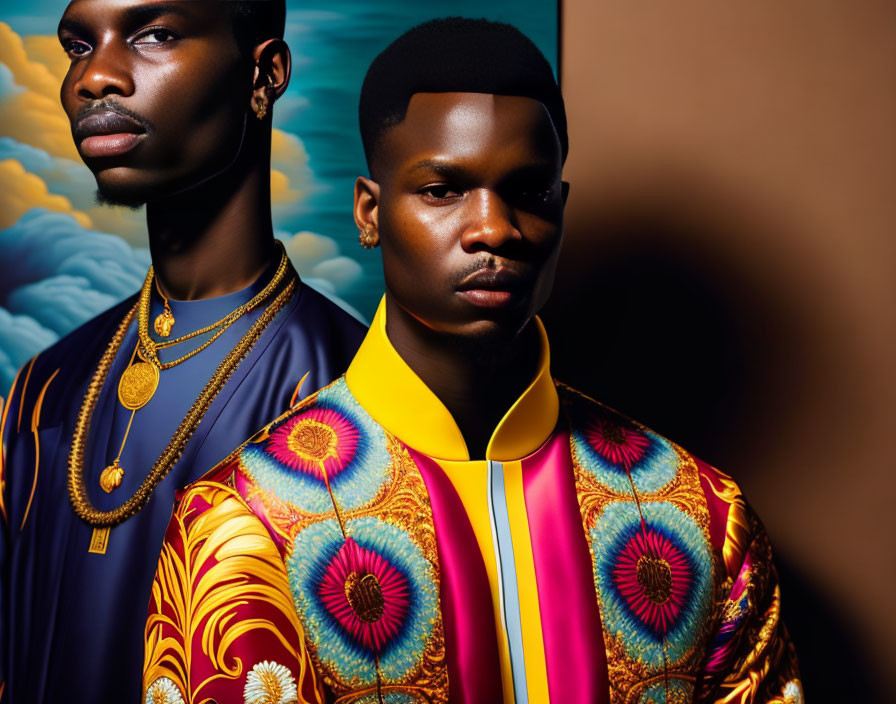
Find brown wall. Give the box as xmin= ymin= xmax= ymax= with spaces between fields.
xmin=551 ymin=1 xmax=896 ymax=699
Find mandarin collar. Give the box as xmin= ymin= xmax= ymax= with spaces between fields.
xmin=345 ymin=297 xmax=558 ymax=462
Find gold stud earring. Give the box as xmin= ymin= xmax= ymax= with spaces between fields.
xmin=359 ymin=223 xmax=379 ymax=249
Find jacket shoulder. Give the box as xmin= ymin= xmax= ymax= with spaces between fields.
xmin=291 ymin=283 xmax=367 ymax=344
xmin=556 ymin=381 xmax=746 ymax=558
xmin=556 ymin=380 xmax=738 ymax=486
xmin=3 ymin=295 xmax=137 ymax=432
xmin=186 ymin=373 xmax=348 ymax=490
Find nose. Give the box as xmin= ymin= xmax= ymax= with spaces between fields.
xmin=460 ymin=189 xmax=522 ymax=252
xmin=71 ymin=39 xmax=135 ymax=100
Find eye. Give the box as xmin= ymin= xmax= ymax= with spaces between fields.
xmin=509 ymin=182 xmax=556 ymax=210
xmin=530 ymin=187 xmax=554 ymax=203
xmin=520 ymin=183 xmax=554 ymax=203
xmin=132 ymin=28 xmax=179 ymax=45
xmin=419 ymin=184 xmax=462 ymax=202
xmin=62 ymin=37 xmax=92 ymax=59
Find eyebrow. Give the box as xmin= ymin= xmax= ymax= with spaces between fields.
xmin=407 ymin=159 xmax=556 ymax=181
xmin=407 ymin=159 xmax=463 ymax=176
xmin=121 ymin=3 xmax=194 ymax=26
xmin=59 ymin=3 xmax=193 ymax=39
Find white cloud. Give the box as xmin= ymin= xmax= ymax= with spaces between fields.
xmin=0 ymin=306 xmax=56 ymax=392
xmin=281 ymin=229 xmax=362 ymax=295
xmin=0 ymin=208 xmax=149 ymax=388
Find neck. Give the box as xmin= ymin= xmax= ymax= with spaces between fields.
xmin=385 ymin=297 xmax=540 ymax=459
xmin=145 ymin=133 xmax=277 ymax=301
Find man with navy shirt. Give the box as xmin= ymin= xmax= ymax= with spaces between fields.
xmin=0 ymin=2 xmax=364 ymax=701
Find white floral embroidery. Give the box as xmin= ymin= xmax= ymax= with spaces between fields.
xmin=145 ymin=677 xmax=185 ymax=704
xmin=783 ymin=680 xmax=804 ymax=704
xmin=243 ymin=660 xmax=298 ymax=704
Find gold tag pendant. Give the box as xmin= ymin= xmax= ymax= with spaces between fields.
xmin=89 ymin=526 xmax=111 ymax=554
xmin=118 ymin=359 xmax=159 ymax=410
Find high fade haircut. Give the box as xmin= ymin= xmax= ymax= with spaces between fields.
xmin=227 ymin=0 xmax=286 ymax=56
xmin=359 ymin=17 xmax=567 ymax=173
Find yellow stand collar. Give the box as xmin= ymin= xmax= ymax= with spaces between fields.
xmin=345 ymin=297 xmax=559 ymax=462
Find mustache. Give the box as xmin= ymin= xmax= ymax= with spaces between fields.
xmin=73 ymin=100 xmax=152 ymax=140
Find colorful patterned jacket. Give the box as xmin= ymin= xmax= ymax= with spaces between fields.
xmin=143 ymin=303 xmax=801 ymax=704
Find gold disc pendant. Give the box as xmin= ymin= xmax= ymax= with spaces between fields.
xmin=154 ymin=309 xmax=175 ymax=337
xmin=100 ymin=460 xmax=124 ymax=493
xmin=118 ymin=360 xmax=159 ymax=410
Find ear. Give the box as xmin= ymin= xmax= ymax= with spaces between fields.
xmin=354 ymin=176 xmax=381 ymax=233
xmin=251 ymin=38 xmax=292 ymax=115
xmin=561 ymin=180 xmax=570 ymax=206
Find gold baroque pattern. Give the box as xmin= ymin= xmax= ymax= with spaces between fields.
xmin=698 ymin=527 xmax=801 ymax=704
xmin=705 ymin=469 xmax=751 ymax=579
xmin=143 ymin=481 xmax=319 ymax=703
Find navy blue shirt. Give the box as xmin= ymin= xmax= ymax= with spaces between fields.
xmin=0 ymin=265 xmax=366 ymax=703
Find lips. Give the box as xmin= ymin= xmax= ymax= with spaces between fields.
xmin=456 ymin=266 xmax=530 ymax=308
xmin=74 ymin=110 xmax=147 ymax=158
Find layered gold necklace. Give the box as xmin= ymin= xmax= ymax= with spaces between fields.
xmin=68 ymin=244 xmax=296 ymax=553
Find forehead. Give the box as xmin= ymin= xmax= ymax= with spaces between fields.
xmin=60 ymin=0 xmax=223 ymax=29
xmin=382 ymin=92 xmax=561 ymax=174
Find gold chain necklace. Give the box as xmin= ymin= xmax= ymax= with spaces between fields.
xmin=114 ymin=244 xmax=290 ymax=414
xmin=139 ymin=242 xmax=289 ymax=370
xmin=68 ymin=270 xmax=297 ymax=552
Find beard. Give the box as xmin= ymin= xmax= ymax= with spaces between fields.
xmin=95 ymin=187 xmax=146 ymax=210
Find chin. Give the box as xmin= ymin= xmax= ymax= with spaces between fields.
xmin=94 ymin=186 xmax=147 ymax=210
xmin=449 ymin=314 xmax=528 ymax=344
xmin=93 ymin=168 xmax=176 ymax=209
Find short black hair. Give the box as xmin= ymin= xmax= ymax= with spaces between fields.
xmin=359 ymin=17 xmax=567 ymax=172
xmin=227 ymin=0 xmax=286 ymax=55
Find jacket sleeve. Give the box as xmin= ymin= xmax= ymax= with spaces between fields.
xmin=696 ymin=475 xmax=803 ymax=704
xmin=0 ymin=364 xmax=28 ymax=703
xmin=143 ymin=478 xmax=325 ymax=704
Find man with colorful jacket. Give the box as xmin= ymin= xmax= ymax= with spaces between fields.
xmin=142 ymin=18 xmax=801 ymax=704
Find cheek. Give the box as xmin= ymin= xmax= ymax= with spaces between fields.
xmin=138 ymin=57 xmax=247 ymax=161
xmin=60 ymin=73 xmax=77 ymax=116
xmin=529 ymin=226 xmax=563 ymax=306
xmin=381 ymin=197 xmax=457 ymax=260
xmin=379 ymin=217 xmax=453 ymax=305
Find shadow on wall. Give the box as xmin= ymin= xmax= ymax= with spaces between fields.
xmin=542 ymin=200 xmax=882 ymax=702
xmin=543 ymin=205 xmax=800 ymax=464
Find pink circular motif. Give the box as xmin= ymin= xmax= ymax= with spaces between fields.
xmin=612 ymin=528 xmax=692 ymax=636
xmin=266 ymin=408 xmax=360 ymax=480
xmin=585 ymin=417 xmax=650 ymax=470
xmin=318 ymin=539 xmax=410 ymax=653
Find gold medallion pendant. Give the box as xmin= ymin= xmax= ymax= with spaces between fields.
xmin=99 ymin=459 xmax=124 ymax=493
xmin=68 ymin=247 xmax=296 ymax=554
xmin=154 ymin=309 xmax=175 ymax=337
xmin=118 ymin=358 xmax=159 ymax=410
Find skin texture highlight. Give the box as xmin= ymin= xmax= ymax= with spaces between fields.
xmin=57 ymin=0 xmax=291 ymax=300
xmin=354 ymin=92 xmax=568 ymax=456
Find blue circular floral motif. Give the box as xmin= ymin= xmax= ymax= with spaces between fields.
xmin=572 ymin=415 xmax=679 ymax=494
xmin=639 ymin=677 xmax=694 ymax=704
xmin=241 ymin=378 xmax=391 ymax=514
xmin=352 ymin=695 xmax=416 ymax=704
xmin=591 ymin=501 xmax=712 ymax=668
xmin=287 ymin=516 xmax=439 ymax=683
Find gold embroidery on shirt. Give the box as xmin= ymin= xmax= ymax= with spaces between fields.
xmin=143 ymin=482 xmax=318 ymax=702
